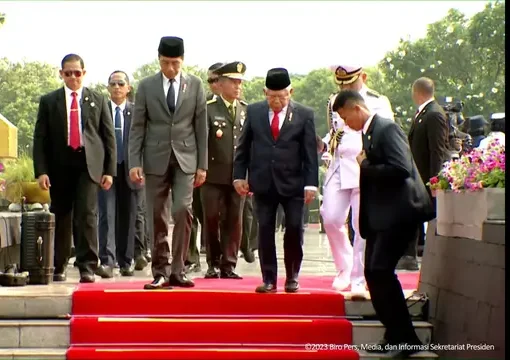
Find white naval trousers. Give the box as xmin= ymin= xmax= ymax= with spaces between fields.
xmin=320 ymin=170 xmax=365 ymax=287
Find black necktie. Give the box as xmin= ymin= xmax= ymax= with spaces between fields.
xmin=167 ymin=79 xmax=175 ymax=113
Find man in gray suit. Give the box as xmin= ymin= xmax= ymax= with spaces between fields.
xmin=129 ymin=36 xmax=208 ymax=289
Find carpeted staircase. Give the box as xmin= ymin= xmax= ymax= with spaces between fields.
xmin=66 ymin=274 xmax=419 ymax=360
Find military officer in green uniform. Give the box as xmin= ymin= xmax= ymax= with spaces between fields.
xmin=184 ymin=62 xmax=225 ymax=275
xmin=201 ymin=61 xmax=248 ymax=279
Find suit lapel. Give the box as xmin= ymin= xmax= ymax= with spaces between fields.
xmin=260 ymin=101 xmax=274 ymax=141
xmin=278 ymin=102 xmax=294 ymax=138
xmin=81 ymin=87 xmax=91 ymax=130
xmin=56 ymin=88 xmax=67 ymax=133
xmin=157 ymin=73 xmax=172 ymax=117
xmin=409 ymin=101 xmax=433 ymax=139
xmin=174 ymin=72 xmax=188 ymax=115
xmin=363 ymin=115 xmax=377 ymax=154
xmin=123 ymin=103 xmax=132 ymax=145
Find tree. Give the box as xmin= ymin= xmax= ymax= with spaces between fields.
xmin=377 ymin=1 xmax=505 ymax=133
xmin=0 ymin=58 xmax=61 ymax=151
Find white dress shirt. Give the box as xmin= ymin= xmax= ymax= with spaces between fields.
xmin=362 ymin=114 xmax=375 ymax=135
xmin=417 ymin=98 xmax=435 ymax=115
xmin=110 ymin=100 xmax=127 ymax=141
xmin=162 ymin=72 xmax=180 ymax=107
xmin=64 ymin=86 xmax=84 ymax=147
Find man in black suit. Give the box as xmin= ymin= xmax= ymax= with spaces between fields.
xmin=233 ymin=68 xmax=319 ymax=293
xmin=402 ymin=77 xmax=449 ymax=270
xmin=332 ymin=90 xmax=434 ymax=358
xmin=33 ymin=54 xmax=116 ymax=283
xmin=96 ymin=70 xmax=148 ymax=279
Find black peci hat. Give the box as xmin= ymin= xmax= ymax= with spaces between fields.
xmin=158 ymin=36 xmax=184 ymax=58
xmin=265 ymin=67 xmax=291 ymax=90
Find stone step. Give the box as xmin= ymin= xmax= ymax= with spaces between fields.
xmin=353 ymin=320 xmax=432 ymax=347
xmin=0 ymin=348 xmax=65 ymax=360
xmin=0 ymin=320 xmax=69 ymax=349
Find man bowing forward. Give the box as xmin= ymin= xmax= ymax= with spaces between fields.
xmin=233 ymin=68 xmax=319 ymax=293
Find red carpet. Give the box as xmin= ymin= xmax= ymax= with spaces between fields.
xmin=67 ymin=273 xmax=419 ymax=360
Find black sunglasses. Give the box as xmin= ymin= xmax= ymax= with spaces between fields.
xmin=109 ymin=80 xmax=127 ymax=87
xmin=207 ymin=78 xmax=218 ymax=84
xmin=63 ymin=70 xmax=83 ymax=78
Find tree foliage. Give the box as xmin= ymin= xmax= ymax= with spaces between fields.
xmin=0 ymin=58 xmax=61 ymax=151
xmin=0 ymin=2 xmax=504 ymax=150
xmin=0 ymin=13 xmax=5 ymax=28
xmin=376 ymin=1 xmax=505 ymax=133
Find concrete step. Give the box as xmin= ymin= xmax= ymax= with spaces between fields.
xmin=353 ymin=320 xmax=432 ymax=347
xmin=0 ymin=320 xmax=69 ymax=348
xmin=0 ymin=285 xmax=73 ymax=319
xmin=0 ymin=348 xmax=65 ymax=360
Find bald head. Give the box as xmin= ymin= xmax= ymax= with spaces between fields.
xmin=412 ymin=77 xmax=435 ymax=106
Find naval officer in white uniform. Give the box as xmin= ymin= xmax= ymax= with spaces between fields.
xmin=320 ymin=65 xmax=394 ymax=294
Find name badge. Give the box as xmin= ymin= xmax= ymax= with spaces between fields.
xmin=214 ymin=116 xmax=226 ymax=121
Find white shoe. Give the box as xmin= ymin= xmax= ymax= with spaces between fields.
xmin=332 ymin=274 xmax=350 ymax=291
xmin=350 ymin=283 xmax=367 ymax=298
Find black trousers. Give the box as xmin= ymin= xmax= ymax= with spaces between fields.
xmin=49 ymin=149 xmax=98 ymax=275
xmin=364 ymin=223 xmax=421 ymax=345
xmin=186 ymin=187 xmax=203 ymax=265
xmin=201 ymin=183 xmax=244 ymax=272
xmin=98 ymin=163 xmax=136 ymax=268
xmin=254 ymin=189 xmax=304 ymax=285
xmin=241 ymin=195 xmax=259 ymax=252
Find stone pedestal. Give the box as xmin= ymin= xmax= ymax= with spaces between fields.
xmin=436 ymin=189 xmax=505 ymax=240
xmin=419 ymin=219 xmax=505 ymax=359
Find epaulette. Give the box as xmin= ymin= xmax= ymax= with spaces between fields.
xmin=239 ymin=100 xmax=248 ymax=106
xmin=366 ymin=89 xmax=381 ymax=98
xmin=207 ymin=97 xmax=217 ymax=105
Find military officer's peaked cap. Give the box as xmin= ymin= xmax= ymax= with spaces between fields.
xmin=216 ymin=61 xmax=247 ymax=80
xmin=158 ymin=36 xmax=184 ymax=58
xmin=265 ymin=67 xmax=291 ymax=90
xmin=468 ymin=115 xmax=488 ymax=130
xmin=330 ymin=64 xmax=362 ymax=85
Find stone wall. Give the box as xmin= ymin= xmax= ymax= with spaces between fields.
xmin=419 ymin=219 xmax=505 ymax=359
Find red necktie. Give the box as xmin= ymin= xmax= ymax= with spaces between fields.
xmin=69 ymin=92 xmax=80 ymax=149
xmin=271 ymin=110 xmax=281 ymax=140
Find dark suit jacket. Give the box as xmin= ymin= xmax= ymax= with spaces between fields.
xmin=359 ymin=115 xmax=435 ymax=239
xmin=33 ymin=87 xmax=117 ymax=183
xmin=233 ymin=100 xmax=319 ymax=197
xmin=408 ymin=101 xmax=449 ymax=185
xmin=108 ymin=100 xmax=140 ymax=190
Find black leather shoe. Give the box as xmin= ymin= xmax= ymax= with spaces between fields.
xmin=284 ymin=279 xmax=299 ymax=293
xmin=134 ymin=256 xmax=148 ymax=271
xmin=169 ymin=273 xmax=195 ymax=287
xmin=79 ymin=273 xmax=95 ymax=283
xmin=241 ymin=249 xmax=255 ymax=263
xmin=144 ymin=276 xmax=171 ymax=290
xmin=144 ymin=250 xmax=152 ymax=263
xmin=120 ymin=266 xmax=135 ymax=277
xmin=255 ymin=283 xmax=277 ymax=293
xmin=220 ymin=270 xmax=243 ymax=279
xmin=204 ymin=267 xmax=219 ymax=279
xmin=53 ymin=268 xmax=66 ymax=282
xmin=95 ymin=265 xmax=114 ymax=279
xmin=185 ymin=263 xmax=202 ymax=274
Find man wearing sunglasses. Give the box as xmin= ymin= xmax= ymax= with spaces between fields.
xmin=96 ymin=71 xmax=149 ymax=279
xmin=33 ymin=54 xmax=117 ymax=284
xmin=129 ymin=37 xmax=208 ymax=289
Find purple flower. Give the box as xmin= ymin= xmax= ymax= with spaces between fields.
xmin=0 ymin=162 xmax=4 ymax=173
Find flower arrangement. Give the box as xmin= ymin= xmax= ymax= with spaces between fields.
xmin=427 ymin=138 xmax=505 ymax=192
